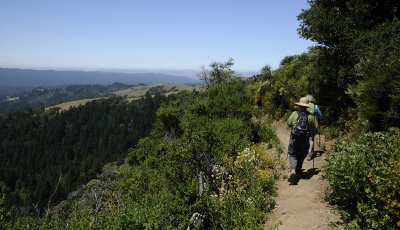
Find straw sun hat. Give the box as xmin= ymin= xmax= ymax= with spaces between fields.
xmin=295 ymin=97 xmax=310 ymax=107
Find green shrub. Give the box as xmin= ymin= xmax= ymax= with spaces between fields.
xmin=324 ymin=128 xmax=400 ymax=229
xmin=323 ymin=125 xmax=341 ymax=139
xmin=256 ymin=53 xmax=317 ymax=120
xmin=207 ymin=146 xmax=276 ymax=229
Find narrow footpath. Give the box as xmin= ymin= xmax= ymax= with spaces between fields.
xmin=264 ymin=121 xmax=341 ymax=230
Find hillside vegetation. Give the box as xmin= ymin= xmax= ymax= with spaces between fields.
xmin=1 ymin=61 xmax=282 ymax=229
xmin=1 ymin=0 xmax=399 ymax=229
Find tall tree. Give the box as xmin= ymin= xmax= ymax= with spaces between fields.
xmin=297 ymin=0 xmax=400 ymax=129
xmin=198 ymin=58 xmax=236 ymax=88
xmin=260 ymin=64 xmax=272 ymax=80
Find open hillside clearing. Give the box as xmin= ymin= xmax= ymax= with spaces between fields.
xmin=46 ymin=83 xmax=198 ymax=111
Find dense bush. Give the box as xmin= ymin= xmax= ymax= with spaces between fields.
xmin=208 ymin=145 xmax=277 ymax=229
xmin=255 ymin=53 xmax=316 ymax=120
xmin=324 ymin=128 xmax=400 ymax=229
xmin=323 ymin=125 xmax=340 ymax=140
xmin=348 ymin=19 xmax=400 ymax=130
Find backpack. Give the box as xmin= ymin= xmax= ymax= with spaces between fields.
xmin=291 ymin=110 xmax=311 ymax=140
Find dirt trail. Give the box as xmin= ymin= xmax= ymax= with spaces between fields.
xmin=264 ymin=121 xmax=341 ymax=230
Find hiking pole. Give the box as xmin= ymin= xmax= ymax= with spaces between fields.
xmin=318 ymin=131 xmax=321 ymax=151
xmin=313 ymin=156 xmax=314 ymax=169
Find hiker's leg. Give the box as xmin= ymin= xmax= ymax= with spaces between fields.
xmin=296 ymin=140 xmax=310 ymax=174
xmin=287 ymin=137 xmax=300 ymax=184
xmin=287 ymin=137 xmax=298 ymax=172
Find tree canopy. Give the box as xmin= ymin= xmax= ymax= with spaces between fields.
xmin=296 ymin=0 xmax=400 ymax=129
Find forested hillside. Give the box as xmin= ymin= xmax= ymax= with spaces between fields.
xmin=0 ymin=93 xmax=172 ymax=216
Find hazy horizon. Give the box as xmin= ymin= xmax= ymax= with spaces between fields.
xmin=0 ymin=1 xmax=313 ymax=71
xmin=0 ymin=66 xmax=260 ymax=79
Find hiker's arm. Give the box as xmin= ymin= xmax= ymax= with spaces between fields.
xmin=287 ymin=112 xmax=297 ymax=128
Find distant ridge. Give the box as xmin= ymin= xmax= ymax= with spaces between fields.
xmin=0 ymin=68 xmax=200 ymax=96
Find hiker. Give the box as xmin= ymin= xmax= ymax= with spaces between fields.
xmin=304 ymin=95 xmax=322 ymax=161
xmin=305 ymin=95 xmax=322 ymax=121
xmin=287 ymin=97 xmax=318 ymax=185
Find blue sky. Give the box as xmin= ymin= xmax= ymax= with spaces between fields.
xmin=0 ymin=0 xmax=313 ymax=72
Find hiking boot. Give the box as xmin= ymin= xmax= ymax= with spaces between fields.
xmin=288 ymin=169 xmax=297 ymax=185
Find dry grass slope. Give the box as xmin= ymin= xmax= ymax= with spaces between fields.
xmin=46 ymin=98 xmax=100 ymax=112
xmin=47 ymin=84 xmax=198 ymax=111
